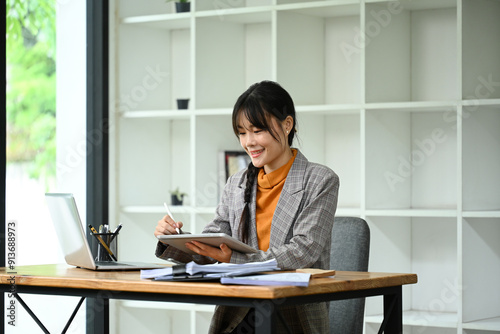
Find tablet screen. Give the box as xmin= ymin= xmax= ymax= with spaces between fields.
xmin=158 ymin=233 xmax=258 ymax=255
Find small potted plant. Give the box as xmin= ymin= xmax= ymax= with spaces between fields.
xmin=176 ymin=98 xmax=189 ymax=109
xmin=166 ymin=0 xmax=190 ymax=13
xmin=170 ymin=187 xmax=187 ymax=205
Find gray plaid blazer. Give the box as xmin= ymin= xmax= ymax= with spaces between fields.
xmin=156 ymin=149 xmax=339 ymax=333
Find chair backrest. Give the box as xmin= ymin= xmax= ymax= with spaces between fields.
xmin=329 ymin=217 xmax=370 ymax=334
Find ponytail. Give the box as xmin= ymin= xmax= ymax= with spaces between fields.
xmin=239 ymin=162 xmax=260 ymax=243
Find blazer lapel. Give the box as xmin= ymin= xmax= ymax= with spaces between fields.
xmin=269 ymin=150 xmax=307 ymax=247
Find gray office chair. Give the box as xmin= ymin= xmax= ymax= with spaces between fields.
xmin=329 ymin=217 xmax=370 ymax=334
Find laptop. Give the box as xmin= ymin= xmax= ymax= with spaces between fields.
xmin=45 ymin=193 xmax=165 ymax=270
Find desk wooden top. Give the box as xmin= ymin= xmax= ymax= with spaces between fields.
xmin=0 ymin=264 xmax=417 ymax=300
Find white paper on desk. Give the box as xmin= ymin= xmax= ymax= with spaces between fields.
xmin=186 ymin=258 xmax=278 ymax=275
xmin=141 ymin=258 xmax=279 ymax=279
xmin=221 ymin=273 xmax=311 ymax=287
xmin=204 ymin=266 xmax=280 ymax=278
xmin=141 ymin=267 xmax=173 ymax=279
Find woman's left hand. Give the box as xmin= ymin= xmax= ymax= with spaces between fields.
xmin=185 ymin=241 xmax=232 ymax=263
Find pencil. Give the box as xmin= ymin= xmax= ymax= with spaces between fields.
xmin=88 ymin=224 xmax=118 ymax=261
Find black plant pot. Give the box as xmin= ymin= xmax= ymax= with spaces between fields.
xmin=171 ymin=194 xmax=184 ymax=206
xmin=175 ymin=2 xmax=190 ymax=13
xmin=177 ymin=98 xmax=189 ymax=109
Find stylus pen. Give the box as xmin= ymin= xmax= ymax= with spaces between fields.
xmin=88 ymin=224 xmax=118 ymax=261
xmin=164 ymin=202 xmax=181 ymax=234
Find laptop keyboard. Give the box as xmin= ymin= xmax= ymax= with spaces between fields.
xmin=96 ymin=261 xmax=132 ymax=266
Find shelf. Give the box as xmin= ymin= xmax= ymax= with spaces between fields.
xmin=119 ymin=101 xmax=467 ymax=118
xmin=276 ymin=5 xmax=361 ymax=105
xmin=194 ymin=108 xmax=232 ymax=116
xmin=462 ymin=218 xmax=500 ymax=323
xmin=365 ymin=209 xmax=457 ymax=217
xmin=111 ymin=0 xmax=500 ymax=332
xmin=121 ymin=206 xmax=218 ymax=216
xmin=462 ymin=107 xmax=500 ymax=211
xmin=365 ymin=109 xmax=458 ymax=210
xmin=279 ymin=1 xmax=360 ymax=17
xmin=463 ymin=317 xmax=500 ymax=331
xmin=296 ymin=104 xmax=361 ymax=115
xmin=462 ymin=0 xmax=500 ymax=101
xmin=193 ymin=207 xmax=218 ymax=215
xmin=365 ymin=0 xmax=456 ymax=10
xmin=121 ymin=14 xmax=191 ymax=29
xmin=462 ymin=99 xmax=500 ymax=108
xmin=365 ymin=101 xmax=458 ymax=112
xmin=195 ymin=115 xmax=243 ymax=207
xmin=365 ymin=310 xmax=458 ymax=328
xmin=365 ymin=216 xmax=458 ymax=319
xmin=196 ymin=0 xmax=273 ymax=12
xmin=195 ymin=7 xmax=273 ymax=24
xmin=195 ymin=14 xmax=272 ymax=109
xmin=120 ymin=207 xmax=468 ymax=218
xmin=121 ymin=110 xmax=193 ymax=119
xmin=121 ymin=206 xmax=194 ymax=214
xmin=121 ymin=300 xmax=215 ymax=313
xmin=335 ymin=208 xmax=362 ymax=217
xmin=365 ymin=1 xmax=458 ymax=103
xmin=463 ymin=211 xmax=500 ymax=218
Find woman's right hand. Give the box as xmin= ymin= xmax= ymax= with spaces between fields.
xmin=154 ymin=214 xmax=183 ymax=237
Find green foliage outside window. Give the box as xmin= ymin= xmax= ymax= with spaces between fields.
xmin=6 ymin=0 xmax=56 ymax=180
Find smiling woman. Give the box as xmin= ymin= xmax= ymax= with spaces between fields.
xmin=154 ymin=80 xmax=340 ymax=334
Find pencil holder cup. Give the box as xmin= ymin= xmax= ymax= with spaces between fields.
xmin=90 ymin=232 xmax=118 ymax=262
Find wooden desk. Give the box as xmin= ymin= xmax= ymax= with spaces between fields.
xmin=0 ymin=265 xmax=417 ymax=333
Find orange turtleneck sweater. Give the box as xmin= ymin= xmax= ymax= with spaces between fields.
xmin=255 ymin=149 xmax=297 ymax=251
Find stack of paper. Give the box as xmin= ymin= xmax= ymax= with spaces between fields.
xmin=221 ymin=272 xmax=311 ymax=287
xmin=141 ymin=258 xmax=280 ymax=281
xmin=141 ymin=267 xmax=173 ymax=279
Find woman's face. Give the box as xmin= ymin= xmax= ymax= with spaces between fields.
xmin=237 ymin=113 xmax=293 ymax=174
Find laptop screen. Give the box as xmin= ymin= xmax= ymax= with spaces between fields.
xmin=45 ymin=193 xmax=97 ymax=270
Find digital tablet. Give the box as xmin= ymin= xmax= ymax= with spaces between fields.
xmin=157 ymin=233 xmax=259 ymax=255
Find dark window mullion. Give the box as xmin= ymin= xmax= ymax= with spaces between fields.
xmin=86 ymin=1 xmax=109 ymax=333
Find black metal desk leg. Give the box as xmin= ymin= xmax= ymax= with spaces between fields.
xmin=86 ymin=297 xmax=109 ymax=334
xmin=14 ymin=293 xmax=50 ymax=333
xmin=383 ymin=286 xmax=403 ymax=334
xmin=253 ymin=300 xmax=277 ymax=334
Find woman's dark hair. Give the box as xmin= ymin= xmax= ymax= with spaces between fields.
xmin=231 ymin=80 xmax=297 ymax=243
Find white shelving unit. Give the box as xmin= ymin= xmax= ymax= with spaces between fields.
xmin=109 ymin=0 xmax=500 ymax=333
